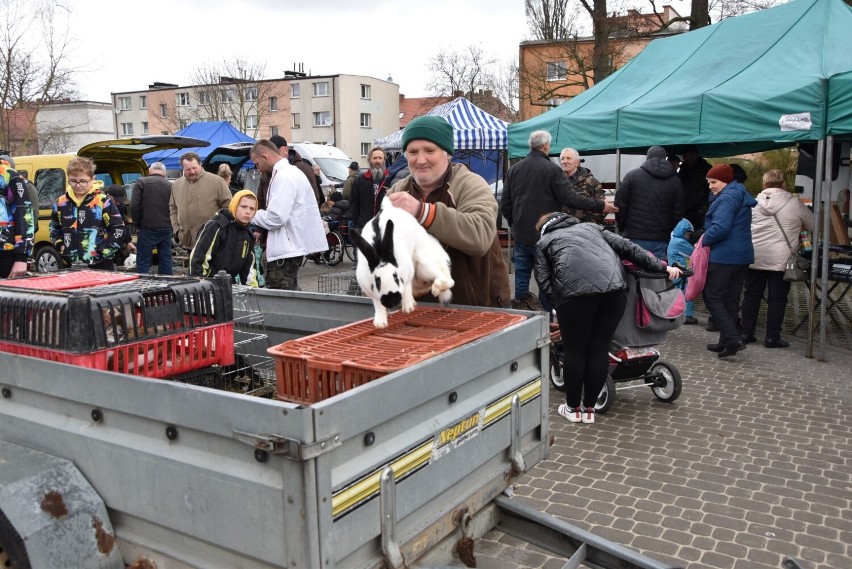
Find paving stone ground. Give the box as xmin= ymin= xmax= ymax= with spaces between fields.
xmin=299 ymin=258 xmax=851 ymax=569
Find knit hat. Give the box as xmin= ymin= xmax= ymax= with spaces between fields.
xmin=348 ymin=161 xmax=359 ymax=171
xmin=229 ymin=189 xmax=257 ymax=223
xmin=402 ymin=116 xmax=454 ymax=154
xmin=646 ymin=146 xmax=667 ymax=160
xmin=706 ymin=164 xmax=734 ymax=184
xmin=0 ymin=155 xmax=15 ymax=168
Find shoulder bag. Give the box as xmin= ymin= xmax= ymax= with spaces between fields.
xmin=772 ymin=214 xmax=809 ymax=282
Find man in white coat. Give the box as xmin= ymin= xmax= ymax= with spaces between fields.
xmin=250 ymin=140 xmax=327 ymax=290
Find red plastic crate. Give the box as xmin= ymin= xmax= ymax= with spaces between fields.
xmin=0 ymin=322 xmax=234 ymax=379
xmin=269 ymin=307 xmax=525 ymax=404
xmin=3 ymin=270 xmax=139 ymax=290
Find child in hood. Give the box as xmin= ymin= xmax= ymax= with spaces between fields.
xmin=667 ymin=218 xmax=697 ymax=324
xmin=189 ymin=190 xmax=258 ymax=286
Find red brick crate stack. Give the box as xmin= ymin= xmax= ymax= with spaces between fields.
xmin=268 ymin=307 xmax=526 ymax=404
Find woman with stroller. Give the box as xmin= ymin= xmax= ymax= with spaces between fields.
xmin=535 ymin=212 xmax=681 ymax=425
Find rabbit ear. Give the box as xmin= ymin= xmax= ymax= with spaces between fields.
xmin=379 ymin=219 xmax=397 ymax=265
xmin=350 ymin=228 xmax=380 ymax=271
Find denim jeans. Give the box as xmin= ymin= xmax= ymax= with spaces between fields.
xmin=136 ymin=227 xmax=173 ymax=275
xmin=628 ymin=239 xmax=668 ymax=261
xmin=513 ymin=241 xmax=552 ymax=313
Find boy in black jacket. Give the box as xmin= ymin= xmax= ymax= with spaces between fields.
xmin=189 ymin=190 xmax=258 ymax=286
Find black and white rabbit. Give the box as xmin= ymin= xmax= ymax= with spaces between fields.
xmin=350 ymin=201 xmax=454 ymax=328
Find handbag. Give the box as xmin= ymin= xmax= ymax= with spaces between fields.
xmin=685 ymin=235 xmax=709 ymax=301
xmin=772 ymin=214 xmax=809 ymax=282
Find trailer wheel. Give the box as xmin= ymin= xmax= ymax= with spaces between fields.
xmin=0 ymin=509 xmax=31 ymax=569
xmin=650 ymin=360 xmax=682 ymax=402
xmin=594 ymin=376 xmax=616 ymax=414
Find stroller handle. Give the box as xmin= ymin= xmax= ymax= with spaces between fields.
xmin=625 ymin=263 xmax=694 ymax=280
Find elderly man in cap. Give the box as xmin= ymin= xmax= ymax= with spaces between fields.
xmin=342 ymin=161 xmax=359 ymax=200
xmin=131 ymin=161 xmax=174 ymax=274
xmin=386 ymin=116 xmax=510 ymax=308
xmin=614 ymin=145 xmax=684 ymax=259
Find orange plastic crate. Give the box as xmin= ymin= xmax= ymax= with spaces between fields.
xmin=0 ymin=322 xmax=234 ymax=379
xmin=269 ymin=307 xmax=525 ymax=404
xmin=3 ymin=270 xmax=139 ymax=290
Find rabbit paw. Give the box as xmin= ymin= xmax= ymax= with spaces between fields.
xmin=373 ymin=313 xmax=389 ymax=328
xmin=431 ymin=277 xmax=454 ymax=297
xmin=402 ymin=297 xmax=416 ymax=313
xmin=437 ymin=289 xmax=453 ymax=306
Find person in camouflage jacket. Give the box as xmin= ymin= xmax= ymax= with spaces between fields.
xmin=559 ymin=148 xmax=607 ymax=225
xmin=50 ymin=157 xmax=126 ymax=270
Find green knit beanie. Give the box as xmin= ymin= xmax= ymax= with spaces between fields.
xmin=402 ymin=116 xmax=454 ymax=154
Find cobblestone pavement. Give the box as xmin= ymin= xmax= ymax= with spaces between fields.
xmin=298 ymin=258 xmax=851 ymax=569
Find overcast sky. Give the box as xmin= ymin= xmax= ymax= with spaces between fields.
xmin=67 ymin=0 xmax=528 ymax=102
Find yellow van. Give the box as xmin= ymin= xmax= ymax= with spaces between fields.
xmin=14 ymin=135 xmax=208 ymax=272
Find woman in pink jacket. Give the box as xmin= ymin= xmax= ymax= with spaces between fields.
xmin=740 ymin=169 xmax=814 ymax=348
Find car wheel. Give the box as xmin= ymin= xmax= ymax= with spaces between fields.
xmin=33 ymin=244 xmax=62 ymax=273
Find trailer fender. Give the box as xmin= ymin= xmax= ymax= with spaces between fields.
xmin=0 ymin=441 xmax=124 ymax=569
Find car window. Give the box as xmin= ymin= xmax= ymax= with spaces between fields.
xmin=314 ymin=158 xmax=351 ymax=182
xmin=95 ymin=173 xmax=113 ymax=186
xmin=122 ymin=172 xmax=142 ymax=185
xmin=34 ymin=168 xmax=66 ymax=208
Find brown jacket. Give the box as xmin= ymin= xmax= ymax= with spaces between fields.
xmin=388 ymin=164 xmax=510 ymax=308
xmin=169 ymin=170 xmax=232 ymax=247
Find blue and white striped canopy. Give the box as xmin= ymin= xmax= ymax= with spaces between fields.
xmin=375 ymin=97 xmax=508 ymax=151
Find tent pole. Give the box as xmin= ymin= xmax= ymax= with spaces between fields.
xmin=818 ymin=137 xmax=834 ymax=361
xmin=615 ymin=150 xmax=622 ymax=191
xmin=806 ymin=139 xmax=826 ymax=358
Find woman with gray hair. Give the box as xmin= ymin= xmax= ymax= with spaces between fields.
xmin=740 ymin=169 xmax=814 ymax=348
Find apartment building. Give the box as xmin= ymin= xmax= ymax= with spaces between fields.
xmin=111 ymin=74 xmax=400 ymax=167
xmin=518 ymin=5 xmax=686 ymax=120
xmin=37 ymin=101 xmax=113 ymax=153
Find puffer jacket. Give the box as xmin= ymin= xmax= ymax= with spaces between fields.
xmin=189 ymin=209 xmax=257 ymax=286
xmin=750 ymin=188 xmax=814 ymax=271
xmin=702 ymin=181 xmax=758 ymax=265
xmin=535 ymin=213 xmax=667 ymax=308
xmin=50 ymin=188 xmax=125 ymax=266
xmin=667 ymin=218 xmax=695 ymax=268
xmin=614 ymin=157 xmax=684 ymax=241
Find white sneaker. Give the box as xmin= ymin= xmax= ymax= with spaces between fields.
xmin=581 ymin=406 xmax=595 ymax=424
xmin=558 ymin=403 xmax=582 ymax=423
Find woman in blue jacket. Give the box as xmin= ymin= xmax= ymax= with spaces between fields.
xmin=701 ymin=164 xmax=757 ymax=358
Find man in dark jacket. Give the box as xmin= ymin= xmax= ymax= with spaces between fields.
xmin=131 ymin=162 xmax=174 ymax=275
xmin=269 ymin=135 xmax=324 ymax=208
xmin=349 ymin=147 xmax=389 ymax=230
xmin=679 ymin=145 xmax=712 ymax=231
xmin=501 ymin=130 xmax=617 ymax=306
xmin=614 ymin=145 xmax=684 ymax=259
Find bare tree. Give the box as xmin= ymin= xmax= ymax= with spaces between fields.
xmin=0 ymin=0 xmax=78 ymax=153
xmin=525 ymin=0 xmax=572 ymax=40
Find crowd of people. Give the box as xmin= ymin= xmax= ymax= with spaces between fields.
xmin=0 ymin=125 xmax=816 ymax=426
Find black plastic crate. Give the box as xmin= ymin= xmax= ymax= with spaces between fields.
xmin=0 ymin=271 xmax=233 ymax=353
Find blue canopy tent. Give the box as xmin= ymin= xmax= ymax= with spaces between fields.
xmin=143 ymin=121 xmax=255 ymax=170
xmin=375 ymin=97 xmax=508 ymax=184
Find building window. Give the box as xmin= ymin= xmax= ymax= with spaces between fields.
xmin=360 ymin=113 xmax=371 ymax=128
xmin=360 ymin=84 xmax=371 ymax=99
xmin=224 ymin=89 xmax=235 ymax=102
xmin=118 ymin=96 xmax=131 ymax=110
xmin=177 ymin=92 xmax=190 ymax=106
xmin=291 ymin=83 xmax=300 ymax=98
xmin=270 ymin=126 xmax=279 ymax=137
xmin=245 ymin=87 xmax=258 ymax=101
xmin=292 ymin=113 xmax=301 ymax=128
xmin=313 ymin=111 xmax=331 ymax=127
xmin=199 ymin=92 xmax=212 ymax=106
xmin=546 ymin=62 xmax=568 ymax=81
xmin=139 ymin=95 xmax=147 ymax=109
xmin=312 ymin=81 xmax=329 ymax=97
xmin=545 ymin=98 xmax=567 ymax=108
xmin=179 ymin=119 xmax=188 ymax=129
xmin=399 ymin=112 xmax=405 ymax=119
xmin=246 ymin=115 xmax=258 ymax=129
xmin=160 ymin=104 xmax=168 ymax=118
xmin=360 ymin=143 xmax=370 ymax=157
xmin=141 ymin=121 xmax=149 ymax=134
xmin=120 ymin=122 xmax=133 ymax=136
xmin=269 ymin=96 xmax=278 ymax=111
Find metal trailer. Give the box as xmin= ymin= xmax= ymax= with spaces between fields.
xmin=0 ymin=289 xmax=679 ymax=569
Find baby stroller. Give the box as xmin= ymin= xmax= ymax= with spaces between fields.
xmin=548 ymin=263 xmax=691 ymax=413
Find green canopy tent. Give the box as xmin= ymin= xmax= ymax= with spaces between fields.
xmin=507 ymin=0 xmax=852 ymax=359
xmin=507 ymin=0 xmax=852 ymax=159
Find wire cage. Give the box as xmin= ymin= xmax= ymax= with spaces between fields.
xmin=221 ymin=285 xmax=277 ymax=397
xmin=317 ymin=271 xmax=362 ymax=296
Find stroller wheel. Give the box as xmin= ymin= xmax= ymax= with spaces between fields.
xmin=595 ymin=375 xmax=616 ymax=413
xmin=548 ymin=345 xmax=565 ymax=391
xmin=649 ymin=360 xmax=682 ymax=402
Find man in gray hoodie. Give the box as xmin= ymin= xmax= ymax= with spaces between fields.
xmin=614 ymin=145 xmax=685 ymax=259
